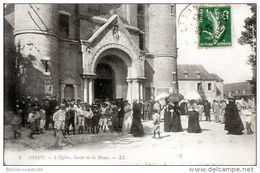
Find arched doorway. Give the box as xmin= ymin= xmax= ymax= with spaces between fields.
xmin=64 ymin=84 xmax=74 ymax=99
xmin=94 ymin=63 xmax=115 ymax=100
xmin=94 ymin=50 xmax=129 ymax=100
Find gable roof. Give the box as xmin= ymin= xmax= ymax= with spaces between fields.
xmin=210 ymin=73 xmax=224 ymax=82
xmin=177 ymin=64 xmax=223 ymax=81
xmin=86 ymin=14 xmax=139 ymax=52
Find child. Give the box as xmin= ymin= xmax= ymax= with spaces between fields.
xmin=10 ymin=109 xmax=22 ymax=139
xmin=152 ymin=109 xmax=161 ymax=139
xmin=27 ymin=107 xmax=39 ymax=139
xmin=76 ymin=103 xmax=86 ymax=134
xmin=245 ymin=112 xmax=253 ymax=135
xmin=99 ymin=103 xmax=108 ymax=132
xmin=39 ymin=107 xmax=46 ymax=134
xmin=52 ymin=104 xmax=66 ymax=147
xmin=84 ymin=105 xmax=94 ymax=134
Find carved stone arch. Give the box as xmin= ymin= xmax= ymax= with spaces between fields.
xmin=60 ymin=73 xmax=79 ymax=100
xmin=90 ymin=43 xmax=136 ymax=74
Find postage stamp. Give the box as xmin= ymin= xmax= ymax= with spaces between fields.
xmin=198 ymin=6 xmax=232 ymax=47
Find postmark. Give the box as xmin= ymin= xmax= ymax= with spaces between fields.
xmin=198 ymin=6 xmax=231 ymax=47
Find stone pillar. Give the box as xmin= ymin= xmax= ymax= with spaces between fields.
xmin=60 ymin=84 xmax=66 ymax=100
xmin=88 ymin=79 xmax=94 ymax=105
xmin=151 ymin=87 xmax=155 ymax=100
xmin=81 ymin=74 xmax=96 ymax=103
xmin=132 ymin=79 xmax=140 ymax=102
xmin=73 ymin=84 xmax=78 ymax=99
xmin=140 ymin=82 xmax=144 ymax=100
xmin=127 ymin=79 xmax=133 ymax=103
xmin=83 ymin=78 xmax=89 ymax=102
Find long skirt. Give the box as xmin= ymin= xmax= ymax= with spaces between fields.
xmin=164 ymin=111 xmax=171 ymax=132
xmin=130 ymin=117 xmax=144 ymax=137
xmin=122 ymin=112 xmax=133 ymax=133
xmin=171 ymin=114 xmax=183 ymax=132
xmin=187 ymin=111 xmax=202 ymax=133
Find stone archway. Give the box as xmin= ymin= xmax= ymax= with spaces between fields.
xmin=81 ymin=45 xmax=146 ymax=104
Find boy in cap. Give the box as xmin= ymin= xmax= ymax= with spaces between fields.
xmin=152 ymin=109 xmax=161 ymax=139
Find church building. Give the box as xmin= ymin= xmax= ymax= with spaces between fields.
xmin=5 ymin=4 xmax=178 ymax=104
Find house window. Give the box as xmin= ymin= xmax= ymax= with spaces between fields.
xmin=184 ymin=71 xmax=188 ymax=78
xmin=137 ymin=4 xmax=144 ymax=15
xmin=59 ymin=13 xmax=69 ymax=38
xmin=139 ymin=33 xmax=144 ymax=50
xmin=197 ymin=83 xmax=202 ymax=91
xmin=208 ymin=83 xmax=212 ymax=90
xmin=170 ymin=5 xmax=175 ymax=14
xmin=172 ymin=71 xmax=177 ymax=83
xmin=43 ymin=60 xmax=50 ymax=73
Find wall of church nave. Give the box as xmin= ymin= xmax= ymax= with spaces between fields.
xmin=59 ymin=41 xmax=81 ymax=86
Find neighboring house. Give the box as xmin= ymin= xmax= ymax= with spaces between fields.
xmin=178 ymin=64 xmax=224 ymax=103
xmin=224 ymin=81 xmax=254 ymax=99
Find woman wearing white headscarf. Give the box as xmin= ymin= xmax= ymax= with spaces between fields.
xmin=122 ymin=100 xmax=133 ymax=134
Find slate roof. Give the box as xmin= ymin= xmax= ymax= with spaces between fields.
xmin=177 ymin=64 xmax=223 ymax=81
xmin=224 ymin=82 xmax=253 ymax=96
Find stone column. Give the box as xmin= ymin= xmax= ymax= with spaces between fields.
xmin=151 ymin=87 xmax=155 ymax=100
xmin=88 ymin=79 xmax=94 ymax=105
xmin=132 ymin=79 xmax=140 ymax=101
xmin=81 ymin=74 xmax=96 ymax=103
xmin=127 ymin=79 xmax=133 ymax=103
xmin=73 ymin=84 xmax=78 ymax=99
xmin=60 ymin=84 xmax=66 ymax=100
xmin=83 ymin=78 xmax=89 ymax=102
xmin=140 ymin=82 xmax=144 ymax=101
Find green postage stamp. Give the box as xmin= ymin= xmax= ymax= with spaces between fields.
xmin=198 ymin=6 xmax=232 ymax=47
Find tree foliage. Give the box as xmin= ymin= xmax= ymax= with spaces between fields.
xmin=238 ymin=4 xmax=256 ymax=96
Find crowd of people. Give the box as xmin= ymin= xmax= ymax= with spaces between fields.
xmin=157 ymin=97 xmax=254 ymax=137
xmin=9 ymin=95 xmax=254 ymax=143
xmin=10 ymin=96 xmax=146 ymax=141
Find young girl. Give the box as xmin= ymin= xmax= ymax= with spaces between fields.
xmin=152 ymin=109 xmax=160 ymax=139
xmin=245 ymin=112 xmax=253 ymax=135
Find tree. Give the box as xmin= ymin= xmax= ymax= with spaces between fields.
xmin=238 ymin=4 xmax=256 ymax=98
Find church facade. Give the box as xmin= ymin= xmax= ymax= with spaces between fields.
xmin=7 ymin=4 xmax=178 ymax=104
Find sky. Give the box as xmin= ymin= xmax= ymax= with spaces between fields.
xmin=176 ymin=4 xmax=253 ymax=84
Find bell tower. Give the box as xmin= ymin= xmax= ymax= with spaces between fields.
xmin=146 ymin=4 xmax=178 ymax=95
xmin=14 ymin=4 xmax=59 ymax=99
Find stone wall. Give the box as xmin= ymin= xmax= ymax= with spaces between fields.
xmin=179 ymin=80 xmax=218 ymax=102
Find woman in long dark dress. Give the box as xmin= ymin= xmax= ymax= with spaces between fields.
xmin=130 ymin=100 xmax=144 ymax=137
xmin=187 ymin=102 xmax=202 ymax=133
xmin=170 ymin=102 xmax=183 ymax=132
xmin=224 ymin=99 xmax=244 ymax=135
xmin=164 ymin=102 xmax=173 ymax=132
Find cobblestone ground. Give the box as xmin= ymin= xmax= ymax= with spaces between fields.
xmin=4 ymin=110 xmax=256 ymax=165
